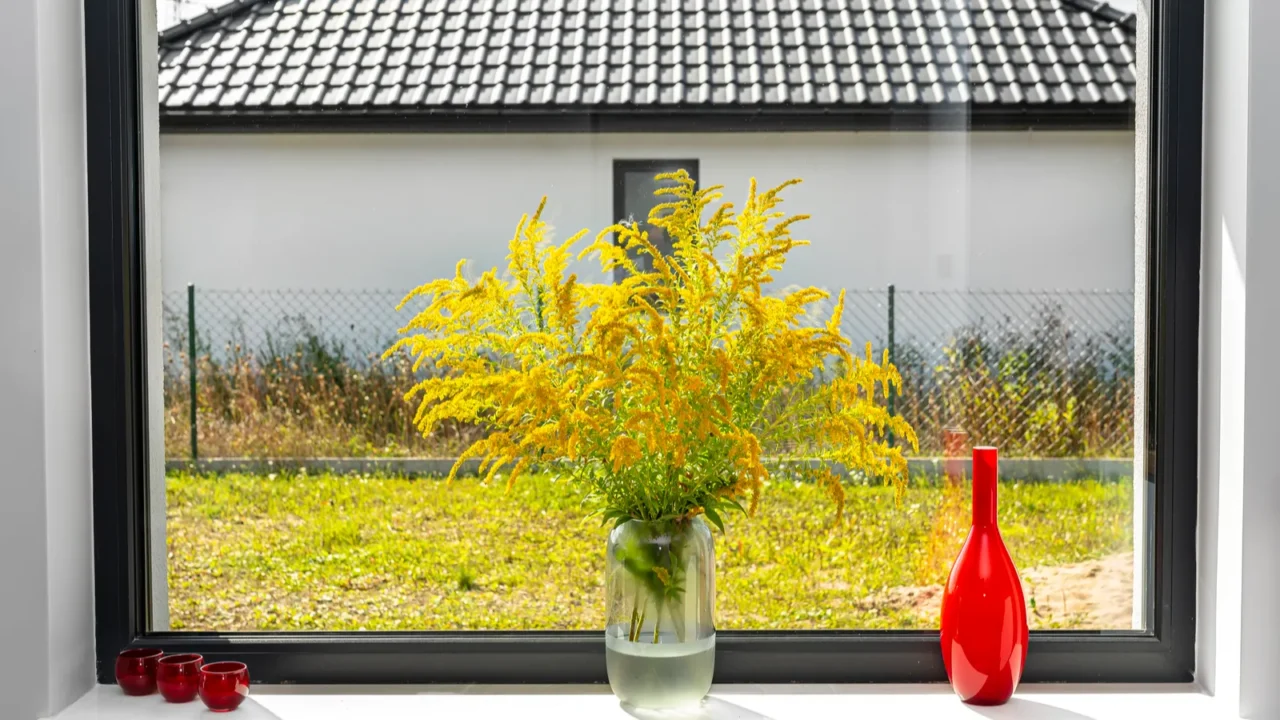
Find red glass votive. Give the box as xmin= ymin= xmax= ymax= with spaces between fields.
xmin=157 ymin=653 xmax=204 ymax=703
xmin=199 ymin=661 xmax=250 ymax=712
xmin=115 ymin=648 xmax=164 ymax=695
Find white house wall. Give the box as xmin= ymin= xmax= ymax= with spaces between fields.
xmin=158 ymin=130 xmax=1136 ymax=355
xmin=159 ymin=130 xmax=1136 ymax=293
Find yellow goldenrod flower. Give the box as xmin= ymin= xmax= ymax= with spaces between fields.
xmin=387 ymin=171 xmax=919 ymax=527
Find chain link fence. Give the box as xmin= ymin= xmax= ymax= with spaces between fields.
xmin=162 ymin=286 xmax=1134 ymax=461
xmin=163 ymin=288 xmax=408 ymax=369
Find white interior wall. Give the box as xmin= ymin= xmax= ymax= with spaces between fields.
xmin=6 ymin=0 xmax=1280 ymax=713
xmin=1199 ymin=0 xmax=1249 ymax=700
xmin=1 ymin=2 xmax=53 ymax=715
xmin=158 ymin=130 xmax=1137 ymax=295
xmin=1238 ymin=0 xmax=1280 ymax=703
xmin=1200 ymin=0 xmax=1280 ymax=715
xmin=38 ymin=0 xmax=94 ymax=704
xmin=0 ymin=0 xmax=93 ymax=717
xmin=2 ymin=0 xmax=1279 ymax=713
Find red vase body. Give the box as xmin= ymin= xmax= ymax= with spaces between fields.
xmin=940 ymin=447 xmax=1028 ymax=705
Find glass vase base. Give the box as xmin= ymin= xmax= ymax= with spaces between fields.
xmin=605 ymin=633 xmax=715 ymax=709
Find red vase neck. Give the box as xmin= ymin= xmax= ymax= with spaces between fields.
xmin=972 ymin=447 xmax=998 ymax=527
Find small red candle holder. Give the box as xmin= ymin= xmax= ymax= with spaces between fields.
xmin=199 ymin=661 xmax=250 ymax=712
xmin=115 ymin=648 xmax=163 ymax=696
xmin=157 ymin=653 xmax=204 ymax=703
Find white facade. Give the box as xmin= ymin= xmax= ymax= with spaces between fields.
xmin=158 ymin=130 xmax=1137 ymax=295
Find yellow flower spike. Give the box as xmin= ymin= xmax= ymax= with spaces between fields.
xmin=529 ymin=196 xmax=548 ymax=224
xmin=610 ymin=436 xmax=642 ymax=473
xmin=624 ymin=411 xmax=659 ymax=435
xmin=827 ymin=289 xmax=847 ymax=334
xmin=506 ymin=457 xmax=531 ymax=492
xmin=390 ymin=172 xmax=915 ymax=527
xmin=447 ymin=443 xmax=486 ymax=486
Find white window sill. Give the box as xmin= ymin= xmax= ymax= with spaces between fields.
xmin=54 ymin=683 xmax=1225 ymax=720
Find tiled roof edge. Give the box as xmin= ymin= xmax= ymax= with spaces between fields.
xmin=1062 ymin=0 xmax=1139 ymax=33
xmin=158 ymin=0 xmax=268 ymax=44
xmin=157 ymin=0 xmax=1140 ymax=49
xmin=158 ymin=103 xmax=1137 ymax=132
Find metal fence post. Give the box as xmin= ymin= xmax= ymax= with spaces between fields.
xmin=887 ymin=284 xmax=896 ymax=448
xmin=188 ymin=283 xmax=199 ymax=462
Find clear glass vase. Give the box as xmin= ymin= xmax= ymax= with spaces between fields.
xmin=605 ymin=517 xmax=715 ymax=709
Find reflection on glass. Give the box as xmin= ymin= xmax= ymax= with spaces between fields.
xmin=153 ymin=0 xmax=1146 ymax=633
xmin=614 ymin=161 xmax=698 ymax=279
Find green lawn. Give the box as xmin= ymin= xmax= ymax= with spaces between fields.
xmin=166 ymin=471 xmax=1132 ymax=632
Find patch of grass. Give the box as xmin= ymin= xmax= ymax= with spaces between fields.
xmin=166 ymin=472 xmax=1132 ymax=632
xmin=456 ymin=566 xmax=478 ymax=592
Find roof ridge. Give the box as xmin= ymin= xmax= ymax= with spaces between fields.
xmin=1060 ymin=0 xmax=1139 ymax=33
xmin=155 ymin=0 xmax=1141 ymax=46
xmin=158 ymin=0 xmax=267 ymax=44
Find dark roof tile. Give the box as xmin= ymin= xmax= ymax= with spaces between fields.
xmin=246 ymin=85 xmax=274 ymax=104
xmin=193 ymin=87 xmax=224 ymax=106
xmin=270 ymin=85 xmax=300 ymax=105
xmin=159 ymin=0 xmax=1137 ymax=116
xmin=221 ymin=84 xmax=251 ymax=105
xmin=280 ymin=65 xmax=306 ymax=85
xmin=262 ymin=46 xmax=288 ymax=66
xmin=228 ymin=66 xmax=254 ymax=86
xmin=254 ymin=66 xmax=282 ymax=85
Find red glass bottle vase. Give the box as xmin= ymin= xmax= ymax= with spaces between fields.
xmin=939 ymin=447 xmax=1028 ymax=705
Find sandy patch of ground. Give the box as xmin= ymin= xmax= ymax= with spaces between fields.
xmin=859 ymin=552 xmax=1135 ymax=630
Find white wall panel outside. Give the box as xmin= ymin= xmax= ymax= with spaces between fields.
xmin=158 ymin=131 xmax=1136 ymax=295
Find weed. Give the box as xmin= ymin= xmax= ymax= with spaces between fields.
xmin=456 ymin=567 xmax=478 ymax=592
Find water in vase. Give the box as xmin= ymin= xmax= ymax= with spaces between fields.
xmin=605 ymin=629 xmax=715 ymax=709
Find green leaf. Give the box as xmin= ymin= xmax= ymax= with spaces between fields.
xmin=703 ymin=505 xmax=725 ymax=533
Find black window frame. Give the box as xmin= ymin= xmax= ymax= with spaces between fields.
xmin=88 ymin=0 xmax=1203 ymax=685
xmin=612 ymin=159 xmax=701 ymax=283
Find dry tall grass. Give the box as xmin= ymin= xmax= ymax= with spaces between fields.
xmin=163 ymin=342 xmax=481 ymax=459
xmin=163 ymin=318 xmax=1133 ymax=461
xmin=895 ymin=321 xmax=1134 ymax=458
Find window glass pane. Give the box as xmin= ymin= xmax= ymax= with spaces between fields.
xmin=622 ymin=170 xmax=673 ymax=270
xmin=150 ymin=0 xmax=1149 ymax=635
xmin=616 ymin=162 xmax=695 ymax=277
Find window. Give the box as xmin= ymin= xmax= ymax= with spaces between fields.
xmin=90 ymin=0 xmax=1202 ymax=685
xmin=613 ymin=160 xmax=700 ymax=281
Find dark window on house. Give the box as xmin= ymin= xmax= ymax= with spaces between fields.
xmin=612 ymin=159 xmax=699 ymax=282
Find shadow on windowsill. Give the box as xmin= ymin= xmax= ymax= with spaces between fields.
xmin=208 ymin=698 xmax=284 ymax=719
xmin=622 ymin=696 xmax=776 ymax=720
xmin=963 ymin=698 xmax=1097 ymax=720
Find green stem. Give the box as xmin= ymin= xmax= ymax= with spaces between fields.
xmin=628 ymin=592 xmax=640 ymax=641
xmin=652 ymin=600 xmax=662 ymax=644
xmin=633 ymin=595 xmax=648 ymax=642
